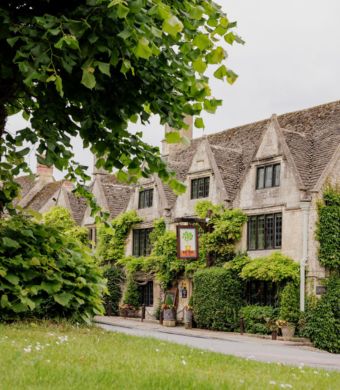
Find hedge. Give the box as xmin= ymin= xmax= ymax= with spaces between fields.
xmin=192 ymin=268 xmax=243 ymax=331
xmin=240 ymin=305 xmax=276 ymax=334
xmin=303 ymin=276 xmax=340 ymax=353
xmin=103 ymin=266 xmax=124 ymax=315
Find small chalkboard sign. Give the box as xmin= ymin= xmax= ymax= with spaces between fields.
xmin=316 ymin=285 xmax=326 ymax=295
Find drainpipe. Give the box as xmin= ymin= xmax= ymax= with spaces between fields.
xmin=300 ymin=200 xmax=310 ymax=312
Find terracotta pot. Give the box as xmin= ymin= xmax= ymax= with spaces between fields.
xmin=281 ymin=325 xmax=295 ymax=340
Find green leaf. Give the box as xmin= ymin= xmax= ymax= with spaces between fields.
xmin=81 ymin=68 xmax=96 ymax=89
xmin=226 ymin=70 xmax=238 ymax=85
xmin=54 ymin=292 xmax=73 ymax=307
xmin=55 ymin=75 xmax=64 ymax=97
xmin=41 ymin=281 xmax=62 ymax=294
xmin=193 ymin=58 xmax=207 ymax=73
xmin=224 ymin=32 xmax=236 ymax=45
xmin=194 ymin=118 xmax=205 ymax=129
xmin=2 ymin=237 xmax=19 ymax=249
xmin=5 ymin=273 xmax=20 ymax=285
xmin=162 ymin=15 xmax=183 ymax=37
xmin=206 ymin=47 xmax=225 ymax=64
xmin=165 ymin=131 xmax=181 ymax=144
xmin=117 ymin=3 xmax=129 ymax=18
xmin=117 ymin=170 xmax=129 ymax=182
xmin=0 ymin=294 xmax=9 ymax=308
xmin=96 ymin=62 xmax=111 ymax=76
xmin=135 ymin=38 xmax=153 ymax=60
xmin=214 ymin=65 xmax=228 ymax=80
xmin=6 ymin=37 xmax=19 ymax=47
xmin=193 ymin=34 xmax=211 ymax=51
xmin=63 ymin=35 xmax=80 ymax=50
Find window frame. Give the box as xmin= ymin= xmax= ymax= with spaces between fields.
xmin=190 ymin=176 xmax=210 ymax=199
xmin=256 ymin=163 xmax=281 ymax=189
xmin=138 ymin=188 xmax=154 ymax=209
xmin=138 ymin=281 xmax=154 ymax=306
xmin=132 ymin=228 xmax=153 ymax=257
xmin=247 ymin=213 xmax=282 ymax=250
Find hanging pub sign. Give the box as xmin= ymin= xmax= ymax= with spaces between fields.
xmin=176 ymin=225 xmax=199 ymax=260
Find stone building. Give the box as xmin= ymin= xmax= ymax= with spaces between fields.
xmin=16 ymin=100 xmax=340 ymax=317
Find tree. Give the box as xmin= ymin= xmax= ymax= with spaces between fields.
xmin=0 ymin=0 xmax=243 ymax=213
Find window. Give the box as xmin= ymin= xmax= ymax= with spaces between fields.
xmin=247 ymin=213 xmax=282 ymax=250
xmin=138 ymin=189 xmax=153 ymax=209
xmin=256 ymin=163 xmax=280 ymax=189
xmin=138 ymin=281 xmax=154 ymax=306
xmin=88 ymin=227 xmax=97 ymax=248
xmin=246 ymin=281 xmax=280 ymax=306
xmin=191 ymin=177 xmax=210 ymax=199
xmin=133 ymin=228 xmax=153 ymax=257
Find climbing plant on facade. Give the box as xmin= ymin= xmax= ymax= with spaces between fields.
xmin=0 ymin=1 xmax=243 ymax=214
xmin=316 ymin=184 xmax=340 ymax=271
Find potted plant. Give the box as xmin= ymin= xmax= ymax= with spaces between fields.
xmin=184 ymin=296 xmax=193 ymax=329
xmin=265 ymin=317 xmax=279 ymax=340
xmin=276 ymin=319 xmax=296 ymax=340
xmin=162 ymin=295 xmax=176 ymax=327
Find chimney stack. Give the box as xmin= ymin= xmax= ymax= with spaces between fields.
xmin=162 ymin=116 xmax=193 ymax=156
xmin=36 ymin=162 xmax=54 ymax=182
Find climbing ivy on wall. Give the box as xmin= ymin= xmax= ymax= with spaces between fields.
xmin=96 ymin=211 xmax=142 ymax=264
xmin=316 ymin=184 xmax=340 ymax=271
xmin=195 ymin=200 xmax=247 ymax=265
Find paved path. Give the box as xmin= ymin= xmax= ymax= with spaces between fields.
xmin=94 ymin=316 xmax=340 ymax=371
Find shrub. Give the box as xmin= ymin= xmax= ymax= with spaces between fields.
xmin=240 ymin=305 xmax=277 ymax=334
xmin=103 ymin=266 xmax=124 ymax=315
xmin=122 ymin=275 xmax=140 ymax=309
xmin=240 ymin=252 xmax=299 ymax=283
xmin=304 ymin=276 xmax=340 ymax=353
xmin=316 ymin=185 xmax=340 ymax=270
xmin=192 ymin=268 xmax=243 ymax=331
xmin=278 ymin=282 xmax=300 ymax=325
xmin=0 ymin=215 xmax=105 ymax=323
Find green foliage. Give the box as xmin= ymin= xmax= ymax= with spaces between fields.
xmin=240 ymin=252 xmax=299 ymax=283
xmin=103 ymin=266 xmax=124 ymax=315
xmin=122 ymin=275 xmax=140 ymax=309
xmin=97 ymin=211 xmax=142 ymax=263
xmin=224 ymin=253 xmax=251 ymax=274
xmin=278 ymin=282 xmax=300 ymax=325
xmin=304 ymin=276 xmax=340 ymax=353
xmin=316 ymin=185 xmax=340 ymax=270
xmin=195 ymin=201 xmax=247 ymax=264
xmin=118 ymin=218 xmax=205 ymax=289
xmin=0 ymin=214 xmax=105 ymax=323
xmin=0 ymin=0 xmax=243 ymax=212
xmin=192 ymin=268 xmax=243 ymax=331
xmin=42 ymin=206 xmax=89 ymax=244
xmin=240 ymin=305 xmax=277 ymax=335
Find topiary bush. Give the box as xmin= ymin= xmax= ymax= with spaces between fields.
xmin=303 ymin=276 xmax=340 ymax=353
xmin=122 ymin=275 xmax=140 ymax=309
xmin=192 ymin=268 xmax=243 ymax=331
xmin=278 ymin=282 xmax=300 ymax=325
xmin=103 ymin=266 xmax=124 ymax=315
xmin=0 ymin=215 xmax=105 ymax=323
xmin=240 ymin=305 xmax=277 ymax=334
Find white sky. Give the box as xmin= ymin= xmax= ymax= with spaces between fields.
xmin=6 ymin=0 xmax=340 ymax=179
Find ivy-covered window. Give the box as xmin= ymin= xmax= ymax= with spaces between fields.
xmin=138 ymin=281 xmax=154 ymax=306
xmin=247 ymin=213 xmax=282 ymax=250
xmin=138 ymin=189 xmax=153 ymax=209
xmin=245 ymin=281 xmax=280 ymax=306
xmin=133 ymin=228 xmax=153 ymax=257
xmin=256 ymin=163 xmax=280 ymax=189
xmin=88 ymin=226 xmax=97 ymax=248
xmin=191 ymin=177 xmax=210 ymax=199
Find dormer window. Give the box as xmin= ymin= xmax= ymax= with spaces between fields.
xmin=191 ymin=177 xmax=210 ymax=199
xmin=138 ymin=188 xmax=153 ymax=209
xmin=256 ymin=163 xmax=280 ymax=189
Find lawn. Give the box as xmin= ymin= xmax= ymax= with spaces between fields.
xmin=0 ymin=323 xmax=338 ymax=390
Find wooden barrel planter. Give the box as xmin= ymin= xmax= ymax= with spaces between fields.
xmin=163 ymin=308 xmax=176 ymax=327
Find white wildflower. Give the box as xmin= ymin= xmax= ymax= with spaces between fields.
xmin=269 ymin=381 xmax=277 ymax=385
xmin=181 ymin=360 xmax=187 ymax=365
xmin=155 ymin=348 xmax=160 ymax=352
xmin=23 ymin=347 xmax=32 ymax=353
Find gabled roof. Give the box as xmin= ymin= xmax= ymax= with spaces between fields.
xmin=99 ymin=174 xmax=133 ymax=218
xmin=66 ymin=191 xmax=88 ymax=225
xmin=165 ymin=100 xmax=340 ymax=201
xmin=25 ymin=181 xmax=62 ymax=211
xmin=14 ymin=175 xmax=36 ymax=203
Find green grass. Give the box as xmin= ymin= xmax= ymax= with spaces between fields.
xmin=0 ymin=322 xmax=339 ymax=390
